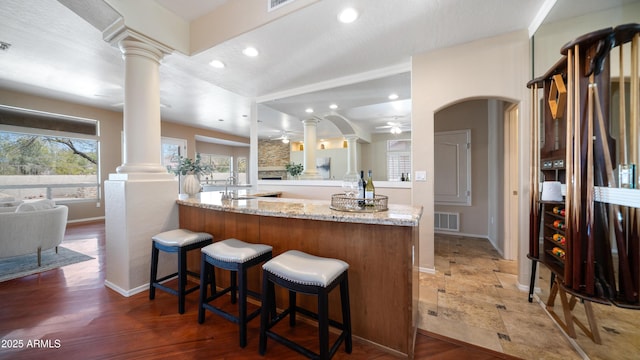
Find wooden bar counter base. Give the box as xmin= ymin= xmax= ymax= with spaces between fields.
xmin=178 ymin=191 xmax=422 ymax=359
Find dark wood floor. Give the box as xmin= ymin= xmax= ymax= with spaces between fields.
xmin=0 ymin=221 xmax=518 ymax=360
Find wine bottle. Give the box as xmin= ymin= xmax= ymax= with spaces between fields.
xmin=400 ymin=173 xmax=405 ymax=182
xmin=358 ymin=170 xmax=365 ymax=208
xmin=365 ymin=170 xmax=375 ymax=206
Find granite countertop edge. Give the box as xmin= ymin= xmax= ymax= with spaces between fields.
xmin=177 ymin=196 xmax=422 ymax=227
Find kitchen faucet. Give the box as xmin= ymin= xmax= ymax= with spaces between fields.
xmin=222 ymin=175 xmax=237 ymax=200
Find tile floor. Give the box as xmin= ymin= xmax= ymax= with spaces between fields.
xmin=417 ymin=233 xmax=640 ymax=360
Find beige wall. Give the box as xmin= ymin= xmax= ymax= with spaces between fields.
xmin=411 ymin=30 xmax=531 ymax=286
xmin=0 ymin=89 xmax=249 ymax=222
xmin=434 ymin=100 xmax=489 ymax=237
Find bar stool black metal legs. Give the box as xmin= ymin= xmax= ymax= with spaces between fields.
xmin=149 ymin=229 xmax=213 ymax=314
xmin=259 ymin=250 xmax=352 ymax=360
xmin=198 ymin=238 xmax=272 ymax=348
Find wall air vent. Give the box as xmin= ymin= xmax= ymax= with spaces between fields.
xmin=268 ymin=0 xmax=295 ymax=12
xmin=434 ymin=212 xmax=460 ymax=232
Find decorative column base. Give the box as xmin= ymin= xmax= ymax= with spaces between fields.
xmin=104 ymin=173 xmax=178 ymax=296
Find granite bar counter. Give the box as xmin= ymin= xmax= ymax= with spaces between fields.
xmin=178 ymin=190 xmax=421 ymax=226
xmin=178 ymin=191 xmax=422 ymax=358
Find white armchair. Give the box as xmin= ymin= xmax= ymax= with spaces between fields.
xmin=0 ymin=202 xmax=68 ymax=266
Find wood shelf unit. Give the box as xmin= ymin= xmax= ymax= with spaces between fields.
xmin=527 ymin=24 xmax=640 ymax=309
xmin=528 ymin=24 xmax=640 ymax=320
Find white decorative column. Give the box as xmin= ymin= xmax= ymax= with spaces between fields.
xmin=249 ymin=100 xmax=259 ymax=189
xmin=116 ymin=39 xmax=167 ymax=174
xmin=345 ymin=135 xmax=359 ymax=177
xmin=103 ymin=30 xmax=178 ymax=296
xmin=301 ymin=118 xmax=322 ymax=179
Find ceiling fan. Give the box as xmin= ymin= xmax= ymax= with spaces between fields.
xmin=375 ymin=119 xmax=411 ymax=134
xmin=268 ymin=130 xmax=300 ymax=143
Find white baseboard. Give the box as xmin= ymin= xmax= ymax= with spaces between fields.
xmin=104 ymin=281 xmax=153 ymax=297
xmin=418 ymin=266 xmax=436 ymax=274
xmin=67 ymin=216 xmax=105 ymax=224
xmin=516 ymin=282 xmax=538 ymax=293
xmin=434 ymin=230 xmax=488 ymax=240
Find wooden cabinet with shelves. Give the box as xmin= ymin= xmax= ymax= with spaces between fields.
xmin=527 ymin=23 xmax=640 ymax=346
xmin=529 ymin=24 xmax=640 ymax=309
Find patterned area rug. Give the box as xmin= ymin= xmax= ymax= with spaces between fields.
xmin=0 ymin=246 xmax=93 ymax=282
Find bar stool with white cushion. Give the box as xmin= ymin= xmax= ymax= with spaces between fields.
xmin=259 ymin=250 xmax=352 ymax=360
xmin=149 ymin=229 xmax=213 ymax=314
xmin=198 ymin=238 xmax=273 ymax=348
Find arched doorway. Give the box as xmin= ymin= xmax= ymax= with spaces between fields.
xmin=433 ymin=98 xmax=519 ymax=259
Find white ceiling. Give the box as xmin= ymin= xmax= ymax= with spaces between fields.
xmin=0 ymin=0 xmax=636 ymax=144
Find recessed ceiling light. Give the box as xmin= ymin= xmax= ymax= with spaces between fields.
xmin=329 ymin=104 xmax=338 ymax=110
xmin=305 ymin=108 xmax=314 ymax=113
xmin=209 ymin=60 xmax=225 ymax=68
xmin=243 ymin=47 xmax=259 ymax=57
xmin=388 ymin=93 xmax=399 ymax=100
xmin=338 ymin=8 xmax=359 ymax=23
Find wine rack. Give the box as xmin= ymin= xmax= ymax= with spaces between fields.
xmin=541 ymin=201 xmax=566 ymax=276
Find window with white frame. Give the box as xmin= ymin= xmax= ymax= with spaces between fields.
xmin=236 ymin=156 xmax=248 ymax=184
xmin=0 ymin=106 xmax=100 ymax=203
xmin=200 ymin=154 xmax=231 ymax=183
xmin=387 ymin=139 xmax=411 ymax=181
xmin=161 ymin=137 xmax=186 ymax=171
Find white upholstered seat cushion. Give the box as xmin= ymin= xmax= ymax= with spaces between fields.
xmin=202 ymin=238 xmax=272 ymax=263
xmin=262 ymin=250 xmax=349 ymax=288
xmin=152 ymin=229 xmax=213 ymax=247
